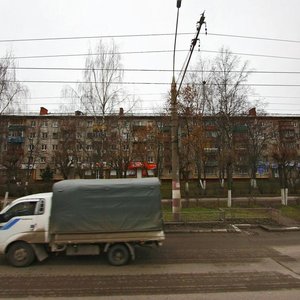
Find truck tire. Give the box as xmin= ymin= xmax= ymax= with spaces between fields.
xmin=107 ymin=244 xmax=130 ymax=266
xmin=6 ymin=242 xmax=35 ymax=267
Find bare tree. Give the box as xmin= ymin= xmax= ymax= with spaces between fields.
xmin=207 ymin=48 xmax=251 ymax=206
xmin=78 ymin=40 xmax=124 ymax=116
xmin=271 ymin=120 xmax=298 ymax=205
xmin=0 ymin=53 xmax=27 ymax=115
xmin=245 ymin=110 xmax=273 ymax=191
xmin=61 ymin=40 xmax=131 ymax=178
xmin=178 ymin=60 xmax=213 ymax=195
xmin=53 ymin=118 xmax=84 ymax=180
xmin=152 ymin=115 xmax=168 ymax=178
xmin=23 ymin=119 xmax=43 ymax=194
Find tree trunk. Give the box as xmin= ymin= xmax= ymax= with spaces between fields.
xmin=281 ymin=188 xmax=288 ymax=206
xmin=250 ymin=178 xmax=257 ymax=189
xmin=227 ymin=190 xmax=232 ymax=207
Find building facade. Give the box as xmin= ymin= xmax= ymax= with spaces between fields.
xmin=1 ymin=108 xmax=300 ymax=184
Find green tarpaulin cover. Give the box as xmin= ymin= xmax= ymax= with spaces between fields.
xmin=49 ymin=178 xmax=163 ymax=234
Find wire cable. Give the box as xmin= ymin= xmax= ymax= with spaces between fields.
xmin=8 ymin=79 xmax=300 ymax=87
xmin=7 ymin=66 xmax=300 ymax=74
xmin=4 ymin=49 xmax=300 ymax=62
xmin=0 ymin=31 xmax=300 ymax=44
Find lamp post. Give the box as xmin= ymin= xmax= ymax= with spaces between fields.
xmin=171 ymin=0 xmax=182 ymax=220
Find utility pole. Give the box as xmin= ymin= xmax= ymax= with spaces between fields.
xmin=171 ymin=76 xmax=181 ymax=220
xmin=171 ymin=2 xmax=206 ymax=220
xmin=171 ymin=0 xmax=182 ymax=221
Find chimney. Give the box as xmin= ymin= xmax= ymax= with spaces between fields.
xmin=119 ymin=107 xmax=124 ymax=116
xmin=75 ymin=110 xmax=83 ymax=116
xmin=40 ymin=107 xmax=48 ymax=115
xmin=248 ymin=107 xmax=256 ymax=117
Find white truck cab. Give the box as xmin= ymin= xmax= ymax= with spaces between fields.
xmin=0 ymin=193 xmax=52 ymax=266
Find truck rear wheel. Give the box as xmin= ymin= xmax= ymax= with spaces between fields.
xmin=6 ymin=242 xmax=35 ymax=267
xmin=107 ymin=244 xmax=130 ymax=266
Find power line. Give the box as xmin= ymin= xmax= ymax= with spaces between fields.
xmin=1 ymin=31 xmax=300 ymax=44
xmin=9 ymin=80 xmax=300 ymax=87
xmin=8 ymin=49 xmax=300 ymax=62
xmin=20 ymin=95 xmax=300 ymax=102
xmin=8 ymin=66 xmax=300 ymax=74
xmin=25 ymin=101 xmax=300 ymax=106
xmin=12 ymin=49 xmax=181 ymax=60
xmin=205 ymin=32 xmax=300 ymax=44
xmin=0 ymin=32 xmax=189 ymax=43
xmin=26 ymin=93 xmax=165 ymax=99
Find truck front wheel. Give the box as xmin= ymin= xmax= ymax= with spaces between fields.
xmin=6 ymin=242 xmax=35 ymax=267
xmin=107 ymin=244 xmax=130 ymax=266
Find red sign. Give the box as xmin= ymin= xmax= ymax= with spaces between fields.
xmin=128 ymin=162 xmax=157 ymax=170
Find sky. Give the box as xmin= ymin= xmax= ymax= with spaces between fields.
xmin=1 ymin=0 xmax=300 ymax=115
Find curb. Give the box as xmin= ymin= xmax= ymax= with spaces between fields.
xmin=164 ymin=223 xmax=300 ymax=233
xmin=165 ymin=228 xmax=229 ymax=233
xmin=260 ymin=225 xmax=300 ymax=232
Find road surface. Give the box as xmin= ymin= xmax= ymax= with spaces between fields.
xmin=0 ymin=228 xmax=299 ymax=299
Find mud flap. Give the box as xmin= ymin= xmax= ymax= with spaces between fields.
xmin=31 ymin=244 xmax=48 ymax=262
xmin=125 ymin=242 xmax=135 ymax=261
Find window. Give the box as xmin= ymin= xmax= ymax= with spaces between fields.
xmin=87 ymin=132 xmax=94 ymax=138
xmin=29 ymin=132 xmax=36 ymax=138
xmin=87 ymin=120 xmax=93 ymax=127
xmin=41 ymin=144 xmax=47 ymax=151
xmin=28 ymin=144 xmax=34 ymax=151
xmin=52 ymin=144 xmax=58 ymax=151
xmin=0 ymin=201 xmax=37 ymax=223
xmin=40 ymin=157 xmax=46 ymax=163
xmin=52 ymin=121 xmax=58 ymax=128
xmin=31 ymin=121 xmax=36 ymax=127
xmin=42 ymin=121 xmax=48 ymax=127
xmin=41 ymin=132 xmax=48 ymax=139
xmin=52 ymin=132 xmax=59 ymax=139
xmin=148 ymin=156 xmax=154 ymax=163
xmin=86 ymin=145 xmax=93 ymax=151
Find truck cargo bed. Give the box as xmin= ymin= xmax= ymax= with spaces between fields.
xmin=51 ymin=230 xmax=165 ymax=244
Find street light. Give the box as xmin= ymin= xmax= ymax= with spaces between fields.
xmin=171 ymin=0 xmax=182 ymax=220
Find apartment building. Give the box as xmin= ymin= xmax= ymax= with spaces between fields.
xmin=1 ymin=108 xmax=300 ymax=183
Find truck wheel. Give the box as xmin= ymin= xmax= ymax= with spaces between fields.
xmin=107 ymin=244 xmax=130 ymax=266
xmin=6 ymin=242 xmax=35 ymax=267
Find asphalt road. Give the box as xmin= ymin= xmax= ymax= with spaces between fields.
xmin=0 ymin=228 xmax=299 ymax=299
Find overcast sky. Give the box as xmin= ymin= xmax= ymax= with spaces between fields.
xmin=1 ymin=0 xmax=300 ymax=115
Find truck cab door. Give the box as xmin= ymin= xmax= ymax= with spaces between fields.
xmin=0 ymin=200 xmax=41 ymax=245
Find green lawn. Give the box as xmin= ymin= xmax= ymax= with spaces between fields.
xmin=280 ymin=205 xmax=300 ymax=222
xmin=163 ymin=205 xmax=300 ymax=223
xmin=162 ymin=207 xmax=272 ymax=222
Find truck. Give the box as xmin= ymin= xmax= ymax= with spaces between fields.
xmin=0 ymin=178 xmax=165 ymax=267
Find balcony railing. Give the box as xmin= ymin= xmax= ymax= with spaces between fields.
xmin=8 ymin=136 xmax=25 ymax=143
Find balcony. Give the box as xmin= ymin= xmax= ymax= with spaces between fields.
xmin=8 ymin=136 xmax=25 ymax=144
xmin=233 ymin=125 xmax=248 ymax=133
xmin=8 ymin=124 xmax=26 ymax=131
